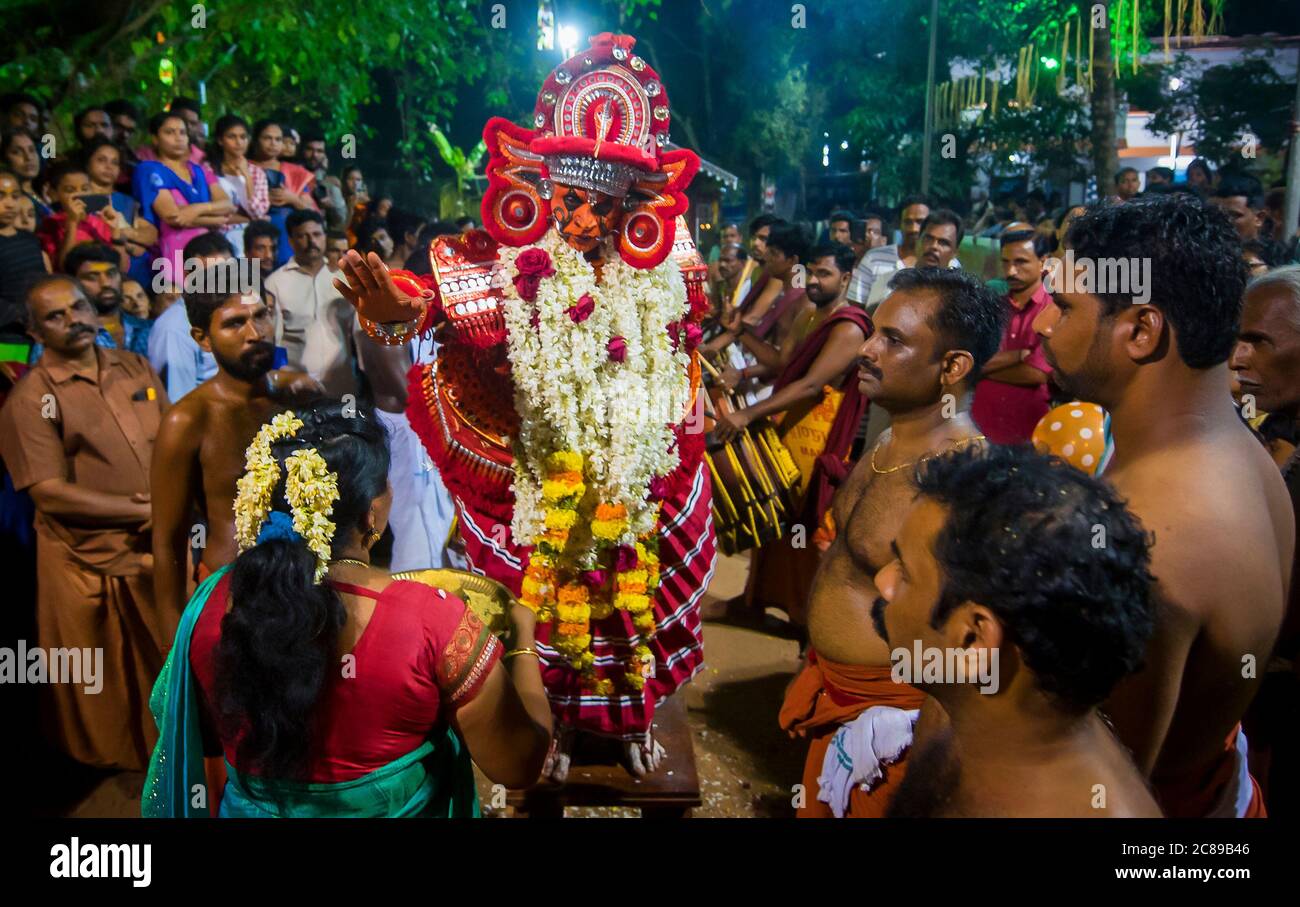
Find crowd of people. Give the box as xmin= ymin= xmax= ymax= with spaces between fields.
xmin=1 ymin=82 xmax=1298 ymax=820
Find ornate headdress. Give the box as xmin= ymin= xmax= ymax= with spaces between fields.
xmin=480 ymin=32 xmax=700 ymax=269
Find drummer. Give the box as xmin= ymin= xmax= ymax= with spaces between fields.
xmin=709 ymin=242 xmax=871 ymax=627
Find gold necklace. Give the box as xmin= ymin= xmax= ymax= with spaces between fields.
xmin=870 ymin=434 xmax=986 ymax=475
xmin=328 ymin=558 xmax=371 ymax=569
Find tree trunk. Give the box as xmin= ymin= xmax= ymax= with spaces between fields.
xmin=1089 ymin=22 xmax=1118 ymax=201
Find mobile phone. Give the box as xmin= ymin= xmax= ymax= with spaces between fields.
xmin=850 ymin=219 xmax=869 ymax=244
xmin=81 ymin=194 xmax=111 ymax=215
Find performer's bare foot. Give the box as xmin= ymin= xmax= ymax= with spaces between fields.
xmin=542 ymin=724 xmax=575 ymax=784
xmin=624 ymin=730 xmax=666 ymax=776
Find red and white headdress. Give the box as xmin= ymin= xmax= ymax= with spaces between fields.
xmin=480 ymin=32 xmax=700 ymax=269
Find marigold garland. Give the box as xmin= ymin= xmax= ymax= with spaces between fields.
xmin=500 ymin=230 xmax=689 ymax=690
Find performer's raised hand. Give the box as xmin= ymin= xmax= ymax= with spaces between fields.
xmin=334 ymin=249 xmax=429 ymax=324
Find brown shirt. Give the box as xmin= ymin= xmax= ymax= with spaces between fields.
xmin=0 ymin=346 xmax=167 ymax=575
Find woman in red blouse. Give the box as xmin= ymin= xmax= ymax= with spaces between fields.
xmin=143 ymin=400 xmax=552 ymax=817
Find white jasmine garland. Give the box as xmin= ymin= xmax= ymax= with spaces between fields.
xmin=500 ymin=230 xmax=691 ymax=557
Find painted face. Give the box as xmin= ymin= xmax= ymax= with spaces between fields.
xmin=550 ymin=182 xmax=622 ymax=254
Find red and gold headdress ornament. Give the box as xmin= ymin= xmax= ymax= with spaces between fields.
xmin=481 ymin=32 xmax=700 ymax=269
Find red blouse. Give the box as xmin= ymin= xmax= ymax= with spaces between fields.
xmin=190 ymin=574 xmax=501 ymax=783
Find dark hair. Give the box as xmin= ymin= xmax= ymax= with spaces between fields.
xmin=749 ymin=213 xmax=781 ymax=235
xmin=453 ymin=215 xmax=475 ymax=231
xmin=0 ymin=128 xmax=36 ymax=160
xmin=215 ymin=400 xmax=390 ymax=780
xmin=250 ymin=119 xmax=282 ymax=160
xmin=286 ymin=208 xmax=325 ymax=236
xmin=244 ymin=220 xmax=279 ymax=255
xmin=898 ymin=194 xmax=931 ymax=216
xmin=999 ymin=228 xmax=1052 ymax=259
xmin=1212 ymin=173 xmax=1264 ymax=208
xmin=73 ymin=106 xmax=109 ymax=134
xmin=42 ymin=158 xmax=87 ymax=193
xmin=828 ymin=209 xmax=855 ymax=226
xmin=147 ymin=110 xmax=186 ymax=136
xmin=103 ymin=99 xmax=139 ymax=121
xmin=63 ymin=242 xmax=117 ymax=277
xmin=1114 ymin=166 xmax=1138 ymax=184
xmin=915 ymin=444 xmax=1154 ymax=712
xmin=300 ymin=130 xmax=326 ymax=146
xmin=1054 ymin=204 xmax=1087 ymax=231
xmin=719 ymin=242 xmax=748 ymax=261
xmin=1065 ymin=194 xmax=1246 ymax=367
xmin=0 ymin=91 xmax=41 ymax=114
xmin=388 ymin=208 xmax=426 ymax=245
xmin=77 ymin=135 xmax=120 ymax=170
xmin=887 ymin=267 xmax=1005 ymax=380
xmin=765 ymin=221 xmax=809 ymax=262
xmin=325 ymin=230 xmax=348 ymax=244
xmin=183 ymin=261 xmax=245 ymax=332
xmin=1187 ymin=158 xmax=1213 ymax=181
xmin=405 ymin=220 xmax=457 ymax=274
xmin=920 ymin=208 xmax=964 ymax=246
xmin=1243 ymin=238 xmax=1288 ymax=270
xmin=169 ymin=96 xmax=202 ymax=117
xmin=207 ymin=114 xmax=251 ymax=174
xmin=355 ymin=216 xmax=391 ymax=257
xmin=807 ymin=240 xmax=856 ymax=274
xmin=1147 ymin=166 xmax=1175 ymax=183
xmin=341 ymin=164 xmax=363 ymax=183
xmin=182 ymin=230 xmax=235 ymax=263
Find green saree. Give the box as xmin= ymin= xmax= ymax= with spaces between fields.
xmin=142 ymin=565 xmax=480 ymax=818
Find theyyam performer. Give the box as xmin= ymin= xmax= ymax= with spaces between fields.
xmin=337 ymin=32 xmax=716 ymax=777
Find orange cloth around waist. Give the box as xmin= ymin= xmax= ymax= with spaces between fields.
xmin=780 ymin=650 xmax=926 ymax=818
xmin=1153 ymin=724 xmax=1267 ymax=818
xmin=779 ymin=650 xmax=926 ymax=736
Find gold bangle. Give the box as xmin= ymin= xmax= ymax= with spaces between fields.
xmin=503 ymin=647 xmax=540 ymax=662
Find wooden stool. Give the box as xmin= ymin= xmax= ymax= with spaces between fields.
xmin=508 ymin=696 xmax=701 ymax=818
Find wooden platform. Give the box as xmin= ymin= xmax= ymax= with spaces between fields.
xmin=507 ymin=695 xmax=701 ymax=818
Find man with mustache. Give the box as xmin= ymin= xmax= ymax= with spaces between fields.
xmin=710 ymin=242 xmax=871 ymax=627
xmin=151 ymin=260 xmax=321 ymax=635
xmin=777 ymin=267 xmax=1004 ymax=817
xmin=875 ymin=445 xmax=1161 ymax=817
xmin=1032 ymin=194 xmax=1290 ymax=817
xmin=267 ymin=209 xmax=357 ymax=397
xmin=971 ymin=229 xmax=1054 ymax=444
xmin=0 ymin=275 xmax=168 ymax=770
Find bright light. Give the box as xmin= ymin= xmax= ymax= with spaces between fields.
xmin=1040 ymin=56 xmax=1059 ymax=70
xmin=558 ymin=24 xmax=580 ymax=58
xmin=839 ymin=140 xmax=849 ymax=150
xmin=822 ymin=143 xmax=830 ymax=167
xmin=1168 ymin=77 xmax=1183 ymax=91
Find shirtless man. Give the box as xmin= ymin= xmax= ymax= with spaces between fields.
xmin=778 ymin=267 xmax=1005 ymax=818
xmin=876 ymin=445 xmax=1162 ymax=817
xmin=151 ymin=261 xmax=320 ymax=636
xmin=1033 ymin=194 xmax=1292 ymax=817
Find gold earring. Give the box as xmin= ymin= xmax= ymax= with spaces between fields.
xmin=363 ymin=528 xmax=382 ymax=548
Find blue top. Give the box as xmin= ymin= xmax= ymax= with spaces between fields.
xmin=147 ymin=299 xmax=216 ymax=401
